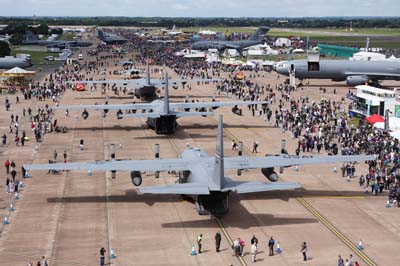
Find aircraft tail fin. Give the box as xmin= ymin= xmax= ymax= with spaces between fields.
xmin=249 ymin=26 xmax=269 ymax=41
xmin=211 ymin=115 xmax=224 ymax=190
xmin=163 ymin=71 xmax=170 ymax=114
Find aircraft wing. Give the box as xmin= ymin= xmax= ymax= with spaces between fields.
xmin=66 ymin=79 xmax=146 ymax=86
xmin=149 ymin=78 xmax=221 ymax=86
xmin=52 ymin=103 xmax=157 ymax=111
xmin=23 ymin=158 xmax=201 ymax=172
xmin=170 ymin=100 xmax=267 ymax=110
xmin=140 ymin=183 xmax=210 ymax=195
xmin=223 ymin=180 xmax=301 ymax=194
xmin=224 ymin=155 xmax=374 ymax=170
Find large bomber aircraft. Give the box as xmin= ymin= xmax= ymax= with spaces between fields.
xmin=57 ymin=72 xmax=265 ymax=134
xmin=23 ymin=115 xmax=374 ymax=215
xmin=67 ymin=63 xmax=218 ymax=101
xmin=191 ymin=26 xmax=269 ymax=51
xmin=0 ymin=56 xmax=31 ymax=69
xmin=274 ymin=59 xmax=400 ymax=86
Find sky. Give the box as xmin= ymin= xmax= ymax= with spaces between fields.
xmin=0 ymin=0 xmax=399 ymax=17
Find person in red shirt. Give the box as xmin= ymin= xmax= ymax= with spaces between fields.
xmin=4 ymin=159 xmax=10 ymax=174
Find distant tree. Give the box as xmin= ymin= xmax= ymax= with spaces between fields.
xmin=0 ymin=41 xmax=10 ymax=57
xmin=36 ymin=24 xmax=49 ymax=35
xmin=4 ymin=23 xmax=28 ymax=35
xmin=9 ymin=33 xmax=24 ymax=45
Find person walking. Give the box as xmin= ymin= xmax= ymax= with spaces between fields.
xmin=5 ymin=159 xmax=10 ymax=174
xmin=252 ymin=141 xmax=259 ymax=153
xmin=100 ymin=247 xmax=106 ymax=266
xmin=197 ymin=234 xmax=203 ymax=254
xmin=301 ymin=242 xmax=308 ymax=261
xmin=80 ymin=139 xmax=84 ymax=151
xmin=250 ymin=242 xmax=258 ymax=262
xmin=338 ymin=255 xmax=344 ymax=266
xmin=250 ymin=235 xmax=258 ymax=246
xmin=215 ymin=231 xmax=221 ymax=252
xmin=268 ymin=237 xmax=275 ymax=256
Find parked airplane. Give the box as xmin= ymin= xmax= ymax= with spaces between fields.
xmin=66 ymin=63 xmax=219 ymax=100
xmin=58 ymin=72 xmax=263 ymax=134
xmin=274 ymin=59 xmax=400 ymax=86
xmin=0 ymin=56 xmax=31 ymax=69
xmin=167 ymin=25 xmax=183 ymax=36
xmin=22 ymin=40 xmax=93 ymax=49
xmin=23 ymin=115 xmax=374 ymax=215
xmin=191 ymin=27 xmax=269 ymax=51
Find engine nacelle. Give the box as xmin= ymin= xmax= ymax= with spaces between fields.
xmin=130 ymin=171 xmax=142 ymax=186
xmin=82 ymin=110 xmax=89 ymax=120
xmin=116 ymin=109 xmax=123 ymax=120
xmin=232 ymin=105 xmax=242 ymax=116
xmin=261 ymin=167 xmax=279 ymax=182
xmin=346 ymin=75 xmax=369 ymax=86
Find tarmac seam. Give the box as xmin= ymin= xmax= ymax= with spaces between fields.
xmin=207 ymin=116 xmax=377 ymax=266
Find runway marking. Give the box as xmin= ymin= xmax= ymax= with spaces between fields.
xmin=167 ymin=135 xmax=247 ymax=266
xmin=207 ymin=116 xmax=377 ymax=266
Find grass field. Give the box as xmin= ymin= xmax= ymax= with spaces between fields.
xmin=180 ymin=26 xmax=400 ymax=49
xmin=58 ymin=33 xmax=75 ymax=41
xmin=10 ymin=50 xmax=60 ymax=65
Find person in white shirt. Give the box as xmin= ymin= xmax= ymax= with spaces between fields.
xmin=251 ymin=243 xmax=258 ymax=262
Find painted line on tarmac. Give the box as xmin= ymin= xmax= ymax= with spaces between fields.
xmin=208 ymin=116 xmax=377 ymax=266
xmin=167 ymin=135 xmax=247 ymax=266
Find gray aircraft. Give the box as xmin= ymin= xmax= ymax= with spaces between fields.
xmin=274 ymin=59 xmax=400 ymax=86
xmin=57 ymin=71 xmax=263 ymax=134
xmin=191 ymin=26 xmax=269 ymax=51
xmin=67 ymin=63 xmax=219 ymax=100
xmin=23 ymin=115 xmax=374 ymax=215
xmin=22 ymin=39 xmax=93 ymax=49
xmin=0 ymin=56 xmax=31 ymax=69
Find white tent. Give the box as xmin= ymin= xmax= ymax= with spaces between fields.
xmin=374 ymin=116 xmax=400 ymax=131
xmin=390 ymin=130 xmax=400 ymax=141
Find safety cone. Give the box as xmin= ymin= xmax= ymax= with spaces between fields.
xmin=191 ymin=244 xmax=197 ymax=256
xmin=9 ymin=203 xmax=14 ymax=211
xmin=386 ymin=200 xmax=391 ymax=208
xmin=3 ymin=215 xmax=9 ymax=225
xmin=110 ymin=248 xmax=116 ymax=259
xmin=333 ymin=167 xmax=337 ymax=173
xmin=275 ymin=242 xmax=281 ymax=254
xmin=15 ymin=192 xmax=19 ymax=200
xmin=357 ymin=240 xmax=363 ymax=250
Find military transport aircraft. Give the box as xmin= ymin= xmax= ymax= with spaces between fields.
xmin=66 ymin=62 xmax=218 ymax=100
xmin=23 ymin=115 xmax=374 ymax=215
xmin=274 ymin=59 xmax=400 ymax=86
xmin=56 ymin=71 xmax=265 ymax=134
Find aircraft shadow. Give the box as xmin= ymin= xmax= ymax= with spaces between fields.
xmin=75 ymin=96 xmax=134 ymax=100
xmin=69 ymin=126 xmax=144 ymax=131
xmin=182 ymin=123 xmax=270 ymax=130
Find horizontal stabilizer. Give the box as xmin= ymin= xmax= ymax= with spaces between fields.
xmin=224 ymin=181 xmax=301 ymax=194
xmin=140 ymin=183 xmax=210 ymax=195
xmin=174 ymin=111 xmax=214 ymax=117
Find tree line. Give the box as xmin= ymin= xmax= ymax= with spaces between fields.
xmin=0 ymin=17 xmax=399 ymax=28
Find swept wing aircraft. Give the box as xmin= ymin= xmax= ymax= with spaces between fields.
xmin=191 ymin=26 xmax=269 ymax=51
xmin=56 ymin=72 xmax=264 ymax=134
xmin=23 ymin=115 xmax=374 ymax=215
